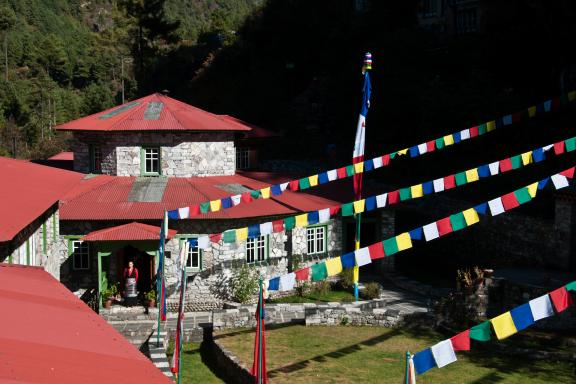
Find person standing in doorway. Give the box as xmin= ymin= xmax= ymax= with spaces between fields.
xmin=123 ymin=261 xmax=139 ymax=307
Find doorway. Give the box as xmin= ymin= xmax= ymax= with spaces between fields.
xmin=117 ymin=245 xmax=153 ymax=295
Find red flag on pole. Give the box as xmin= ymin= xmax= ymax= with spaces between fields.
xmin=251 ymin=282 xmax=268 ymax=384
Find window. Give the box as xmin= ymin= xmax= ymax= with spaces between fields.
xmin=89 ymin=145 xmax=102 ymax=173
xmin=185 ymin=240 xmax=202 ymax=271
xmin=246 ymin=236 xmax=267 ymax=263
xmin=142 ymin=147 xmax=161 ymax=175
xmin=71 ymin=240 xmax=90 ymax=270
xmin=456 ymin=8 xmax=478 ymax=34
xmin=307 ymin=226 xmax=327 ymax=255
xmin=236 ymin=148 xmax=250 ymax=170
xmin=421 ymin=0 xmax=438 ymax=17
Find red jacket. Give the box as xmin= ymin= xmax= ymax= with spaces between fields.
xmin=124 ymin=267 xmax=139 ymax=282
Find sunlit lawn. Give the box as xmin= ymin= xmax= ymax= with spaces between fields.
xmin=268 ymin=289 xmax=356 ymax=304
xmin=167 ymin=342 xmax=223 ymax=384
xmin=214 ymin=325 xmax=575 ymax=383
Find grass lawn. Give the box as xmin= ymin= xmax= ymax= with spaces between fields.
xmin=166 ymin=342 xmax=223 ymax=383
xmin=269 ymin=289 xmax=356 ymax=303
xmin=215 ymin=325 xmax=575 ymax=383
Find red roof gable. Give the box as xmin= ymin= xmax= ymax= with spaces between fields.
xmin=47 ymin=151 xmax=74 ymax=161
xmin=81 ymin=222 xmax=177 ymax=241
xmin=55 ymin=93 xmax=252 ymax=132
xmin=0 ymin=264 xmax=172 ymax=384
xmin=0 ymin=157 xmax=85 ymax=242
xmin=60 ymin=173 xmax=342 ymax=221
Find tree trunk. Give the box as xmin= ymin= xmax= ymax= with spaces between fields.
xmin=4 ymin=32 xmax=7 ymax=81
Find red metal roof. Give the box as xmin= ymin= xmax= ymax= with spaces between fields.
xmin=218 ymin=115 xmax=281 ymax=139
xmin=55 ymin=93 xmax=252 ymax=132
xmin=60 ymin=173 xmax=342 ymax=221
xmin=0 ymin=264 xmax=172 ymax=384
xmin=47 ymin=151 xmax=74 ymax=161
xmin=0 ymin=157 xmax=85 ymax=242
xmin=81 ymin=222 xmax=177 ymax=241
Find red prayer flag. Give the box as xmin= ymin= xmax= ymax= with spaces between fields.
xmin=554 ymin=141 xmax=565 ymax=155
xmin=552 ymin=97 xmax=561 ymax=110
xmin=289 ymin=180 xmax=299 ymax=191
xmin=189 ymin=205 xmax=200 ymax=217
xmin=560 ymin=167 xmax=575 ymax=179
xmin=387 ymin=190 xmax=399 ymax=205
xmin=444 ymin=175 xmax=456 ymax=190
xmin=469 ymin=126 xmax=479 ymax=137
xmin=450 ymin=330 xmax=470 ymax=351
xmin=501 ymin=192 xmax=520 ymax=210
xmin=209 ymin=233 xmax=222 ymax=243
xmin=500 ymin=158 xmax=513 ymax=173
xmin=251 ymin=290 xmax=268 ymax=384
xmin=294 ymin=268 xmax=310 ymax=281
xmin=436 ymin=217 xmax=453 ymax=236
xmin=329 ymin=206 xmax=341 ymax=216
xmin=549 ymin=287 xmax=573 ymax=313
xmin=382 ymin=154 xmax=391 ymax=166
xmin=337 ymin=167 xmax=348 ymax=179
xmin=426 ymin=140 xmax=436 ymax=152
xmin=272 ymin=220 xmax=284 ymax=233
xmin=368 ymin=242 xmax=385 ymax=259
xmin=242 ymin=192 xmax=253 ymax=203
xmin=512 ymin=112 xmax=522 ymax=124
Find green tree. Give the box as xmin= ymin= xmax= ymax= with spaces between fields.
xmin=37 ymin=34 xmax=70 ymax=85
xmin=0 ymin=5 xmax=16 ymax=81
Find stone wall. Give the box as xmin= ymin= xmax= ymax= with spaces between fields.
xmin=0 ymin=205 xmax=66 ymax=281
xmin=71 ymin=131 xmax=236 ymax=177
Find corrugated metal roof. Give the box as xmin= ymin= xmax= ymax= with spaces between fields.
xmin=60 ymin=173 xmax=342 ymax=221
xmin=47 ymin=151 xmax=74 ymax=161
xmin=55 ymin=93 xmax=252 ymax=132
xmin=0 ymin=264 xmax=172 ymax=384
xmin=81 ymin=222 xmax=177 ymax=241
xmin=0 ymin=157 xmax=85 ymax=242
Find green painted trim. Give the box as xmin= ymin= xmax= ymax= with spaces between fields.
xmin=52 ymin=214 xmax=57 ymax=241
xmin=305 ymin=224 xmax=328 ymax=255
xmin=246 ymin=235 xmax=269 ymax=264
xmin=88 ymin=145 xmax=102 ymax=174
xmin=140 ymin=146 xmax=162 ymax=176
xmin=178 ymin=236 xmax=203 ymax=272
xmin=8 ymin=253 xmax=12 ymax=264
xmin=26 ymin=239 xmax=30 ymax=265
xmin=42 ymin=222 xmax=47 ymax=254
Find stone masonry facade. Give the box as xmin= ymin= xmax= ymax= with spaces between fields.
xmin=71 ymin=131 xmax=236 ymax=177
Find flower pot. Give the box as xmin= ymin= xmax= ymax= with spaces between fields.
xmin=148 ymin=299 xmax=156 ymax=308
xmin=104 ymin=298 xmax=113 ymax=309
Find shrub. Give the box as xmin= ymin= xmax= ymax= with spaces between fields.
xmin=313 ymin=280 xmax=331 ymax=296
xmin=338 ymin=268 xmax=355 ymax=290
xmin=340 ymin=316 xmax=349 ymax=326
xmin=295 ymin=281 xmax=310 ymax=297
xmin=361 ymin=282 xmax=381 ymax=300
xmin=230 ymin=264 xmax=259 ymax=303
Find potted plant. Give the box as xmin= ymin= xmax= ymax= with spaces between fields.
xmin=101 ymin=287 xmax=114 ymax=309
xmin=146 ymin=290 xmax=156 ymax=308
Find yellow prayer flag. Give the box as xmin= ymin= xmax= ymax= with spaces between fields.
xmin=521 ymin=151 xmax=532 ymax=166
xmin=568 ymin=91 xmax=576 ymax=102
xmin=236 ymin=227 xmax=249 ymax=241
xmin=465 ymin=168 xmax=480 ymax=183
xmin=397 ymin=148 xmax=409 ymax=155
xmin=463 ymin=208 xmax=480 ymax=226
xmin=527 ymin=182 xmax=538 ymax=198
xmin=353 ymin=162 xmax=364 ymax=174
xmin=487 ymin=120 xmax=496 ymax=132
xmin=308 ymin=175 xmax=319 ymax=187
xmin=490 ymin=312 xmax=518 ymax=340
xmin=443 ymin=135 xmax=454 ymax=146
xmin=396 ymin=232 xmax=412 ymax=251
xmin=528 ymin=106 xmax=537 ymax=118
xmin=295 ymin=214 xmax=308 ymax=228
xmin=353 ymin=199 xmax=365 ymax=214
xmin=260 ymin=187 xmax=271 ymax=199
xmin=209 ymin=199 xmax=221 ymax=212
xmin=325 ymin=258 xmax=343 ymax=276
xmin=410 ymin=184 xmax=423 ymax=198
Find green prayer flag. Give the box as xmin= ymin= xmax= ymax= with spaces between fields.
xmin=436 ymin=138 xmax=445 ymax=149
xmin=311 ymin=262 xmax=328 ymax=281
xmin=251 ymin=190 xmax=261 ymax=199
xmin=514 ymin=187 xmax=532 ymax=205
xmin=565 ymin=281 xmax=576 ymax=292
xmin=346 ymin=165 xmax=355 ymax=177
xmin=341 ymin=203 xmax=354 ymax=217
xmin=200 ymin=202 xmax=210 ymax=214
xmin=223 ymin=230 xmax=236 ymax=243
xmin=510 ymin=155 xmax=522 ymax=169
xmin=284 ymin=216 xmax=296 ymax=230
xmin=399 ymin=188 xmax=412 ymax=201
xmin=565 ymin=137 xmax=576 ymax=152
xmin=383 ymin=238 xmax=399 ymax=256
xmin=455 ymin=172 xmax=467 ymax=186
xmin=390 ymin=152 xmax=397 ymax=159
xmin=470 ymin=321 xmax=491 ymax=341
xmin=299 ymin=177 xmax=310 ymax=190
xmin=450 ymin=212 xmax=467 ymax=231
xmin=478 ymin=124 xmax=487 ymax=135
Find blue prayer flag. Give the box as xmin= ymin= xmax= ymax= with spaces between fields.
xmin=536 ymin=103 xmax=545 ymax=114
xmin=422 ymin=181 xmax=434 ymax=195
xmin=365 ymin=196 xmax=377 ymax=211
xmin=538 ymin=178 xmax=549 ymax=190
xmin=364 ymin=159 xmax=374 ymax=172
xmin=510 ymin=303 xmax=535 ymax=331
xmin=477 ymin=165 xmax=490 ymax=178
xmin=318 ymin=173 xmax=329 ymax=184
xmin=410 ymin=146 xmax=419 ymax=158
xmin=271 ymin=185 xmax=282 ymax=196
xmin=222 ymin=197 xmax=233 ymax=209
xmin=532 ymin=148 xmax=545 ymax=163
xmin=168 ymin=210 xmax=179 ymax=220
xmin=409 ymin=228 xmax=423 ymax=241
xmin=474 ymin=203 xmax=488 ymax=215
xmin=308 ymin=211 xmax=319 ymax=225
xmin=413 ymin=348 xmax=436 ymax=375
xmin=248 ymin=224 xmax=261 ymax=239
xmin=453 ymin=132 xmax=461 ymax=143
xmin=341 ymin=252 xmax=356 ymax=269
xmin=544 ymin=100 xmax=552 ymax=112
xmin=187 ymin=239 xmax=198 ymax=248
xmin=268 ymin=277 xmax=280 ymax=291
xmin=503 ymin=114 xmax=513 ymax=126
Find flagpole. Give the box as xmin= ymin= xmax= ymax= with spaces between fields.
xmin=177 ymin=267 xmax=186 ymax=384
xmin=405 ymin=352 xmax=410 ymax=384
xmin=258 ymin=278 xmax=263 ymax=384
xmin=353 ymin=53 xmax=372 ymax=301
xmin=156 ymin=210 xmax=166 ymax=347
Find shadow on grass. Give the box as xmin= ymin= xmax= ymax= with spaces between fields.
xmin=214 ymin=321 xmax=302 ymax=340
xmin=267 ymin=328 xmax=402 ymax=378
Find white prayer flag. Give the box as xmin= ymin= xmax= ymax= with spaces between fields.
xmin=318 ymin=208 xmax=331 ymax=223
xmin=327 ymin=170 xmax=338 ymax=181
xmin=423 ymin=223 xmax=440 ymax=241
xmin=488 ymin=161 xmax=500 ymax=176
xmin=529 ymin=294 xmax=554 ymax=321
xmin=354 ymin=247 xmax=372 ymax=266
xmin=417 ymin=143 xmax=428 ymax=155
xmin=280 ymin=182 xmax=289 ymax=191
xmin=431 ymin=340 xmax=457 ymax=368
xmin=551 ymin=174 xmax=569 ymax=189
xmin=488 ymin=198 xmax=505 ymax=216
xmin=178 ymin=207 xmax=189 ymax=219
xmin=460 ymin=129 xmax=470 ymax=140
xmin=372 ymin=156 xmax=383 ymax=169
xmin=280 ymin=273 xmax=296 ymax=291
xmin=231 ymin=194 xmax=242 ymax=206
xmin=197 ymin=236 xmax=210 ymax=250
xmin=433 ymin=178 xmax=445 ymax=192
xmin=260 ymin=222 xmax=273 ymax=236
xmin=376 ymin=193 xmax=387 ymax=208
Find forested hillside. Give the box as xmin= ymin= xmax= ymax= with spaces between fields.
xmin=0 ymin=0 xmax=261 ymax=158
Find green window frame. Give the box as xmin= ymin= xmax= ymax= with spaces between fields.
xmin=89 ymin=145 xmax=102 ymax=173
xmin=52 ymin=214 xmax=57 ymax=241
xmin=306 ymin=225 xmax=328 ymax=255
xmin=42 ymin=222 xmax=47 ymax=254
xmin=140 ymin=146 xmax=161 ymax=176
xmin=67 ymin=237 xmax=90 ymax=270
xmin=246 ymin=235 xmax=269 ymax=264
xmin=177 ymin=236 xmax=203 ymax=272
